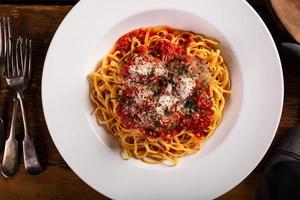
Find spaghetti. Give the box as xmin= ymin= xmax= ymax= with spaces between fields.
xmin=90 ymin=26 xmax=231 ymax=165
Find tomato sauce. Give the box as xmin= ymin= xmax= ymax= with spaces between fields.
xmin=116 ymin=28 xmax=213 ymax=139
xmin=116 ymin=29 xmax=146 ymax=52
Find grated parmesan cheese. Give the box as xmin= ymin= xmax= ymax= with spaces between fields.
xmin=177 ymin=77 xmax=196 ymax=99
xmin=129 ymin=61 xmax=153 ymax=76
xmin=166 ymin=83 xmax=172 ymax=94
xmin=156 ymin=95 xmax=179 ymax=116
xmin=128 ymin=56 xmax=167 ymax=77
xmin=134 ymin=88 xmax=153 ymax=104
xmin=154 ymin=63 xmax=166 ymax=76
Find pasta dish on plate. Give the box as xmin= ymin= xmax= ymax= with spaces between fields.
xmin=90 ymin=26 xmax=230 ymax=165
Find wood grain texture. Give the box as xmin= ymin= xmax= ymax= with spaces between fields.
xmin=0 ymin=164 xmax=107 ymax=200
xmin=0 ymin=1 xmax=299 ymax=200
xmin=0 ymin=5 xmax=73 ymax=166
xmin=269 ymin=0 xmax=300 ymax=43
xmin=0 ymin=0 xmax=78 ymax=4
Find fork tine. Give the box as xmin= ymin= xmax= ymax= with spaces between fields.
xmin=23 ymin=38 xmax=28 ymax=77
xmin=27 ymin=40 xmax=32 ymax=81
xmin=5 ymin=38 xmax=11 ymax=78
xmin=19 ymin=36 xmax=23 ymax=69
xmin=15 ymin=38 xmax=22 ymax=76
xmin=3 ymin=17 xmax=11 ymax=60
xmin=7 ymin=17 xmax=11 ymax=39
xmin=3 ymin=17 xmax=12 ymax=78
xmin=11 ymin=39 xmax=16 ymax=77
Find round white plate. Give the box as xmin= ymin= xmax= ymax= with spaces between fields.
xmin=42 ymin=0 xmax=283 ymax=199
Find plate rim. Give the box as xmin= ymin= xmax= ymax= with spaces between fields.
xmin=42 ymin=0 xmax=283 ymax=199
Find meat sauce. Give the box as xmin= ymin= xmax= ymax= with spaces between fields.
xmin=116 ymin=28 xmax=213 ymax=139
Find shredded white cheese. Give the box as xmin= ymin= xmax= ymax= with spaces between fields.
xmin=166 ymin=83 xmax=172 ymax=94
xmin=155 ymin=63 xmax=166 ymax=76
xmin=176 ymin=104 xmax=184 ymax=112
xmin=177 ymin=76 xmax=196 ymax=99
xmin=134 ymin=88 xmax=153 ymax=104
xmin=129 ymin=61 xmax=153 ymax=76
xmin=128 ymin=56 xmax=166 ymax=77
xmin=156 ymin=95 xmax=178 ymax=116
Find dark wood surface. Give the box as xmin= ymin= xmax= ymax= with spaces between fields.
xmin=269 ymin=0 xmax=300 ymax=43
xmin=0 ymin=0 xmax=299 ymax=199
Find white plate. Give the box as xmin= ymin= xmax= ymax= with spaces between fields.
xmin=42 ymin=0 xmax=283 ymax=199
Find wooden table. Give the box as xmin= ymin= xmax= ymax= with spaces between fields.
xmin=0 ymin=0 xmax=299 ymax=199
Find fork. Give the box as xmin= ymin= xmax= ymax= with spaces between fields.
xmin=0 ymin=17 xmax=10 ymax=155
xmin=2 ymin=37 xmax=19 ymax=177
xmin=5 ymin=37 xmax=41 ymax=175
xmin=0 ymin=17 xmax=18 ymax=177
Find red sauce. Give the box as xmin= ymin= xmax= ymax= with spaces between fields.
xmin=116 ymin=28 xmax=213 ymax=139
xmin=134 ymin=45 xmax=148 ymax=55
xmin=116 ymin=29 xmax=146 ymax=53
xmin=149 ymin=39 xmax=186 ymax=60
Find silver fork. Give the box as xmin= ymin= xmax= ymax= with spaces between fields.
xmin=5 ymin=37 xmax=41 ymax=175
xmin=0 ymin=17 xmax=14 ymax=177
xmin=0 ymin=17 xmax=10 ymax=154
xmin=2 ymin=38 xmax=19 ymax=177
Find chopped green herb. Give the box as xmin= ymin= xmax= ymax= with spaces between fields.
xmin=183 ymin=72 xmax=194 ymax=77
xmin=164 ymin=108 xmax=171 ymax=116
xmin=185 ymin=97 xmax=197 ymax=112
xmin=177 ymin=55 xmax=184 ymax=61
xmin=176 ymin=66 xmax=185 ymax=75
xmin=167 ymin=123 xmax=178 ymax=130
xmin=150 ymin=68 xmax=156 ymax=76
xmin=176 ymin=65 xmax=195 ymax=77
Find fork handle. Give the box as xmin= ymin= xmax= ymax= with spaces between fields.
xmin=0 ymin=116 xmax=4 ymax=154
xmin=17 ymin=92 xmax=42 ymax=175
xmin=1 ymin=98 xmax=18 ymax=177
